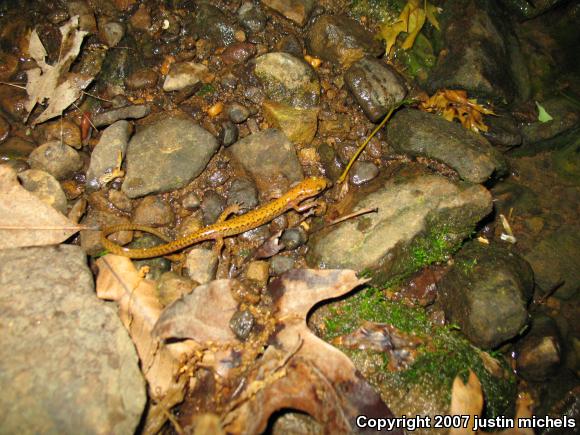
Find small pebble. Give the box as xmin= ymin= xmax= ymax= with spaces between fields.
xmin=181 ymin=192 xmax=201 ymax=210
xmin=238 ymin=2 xmax=267 ymax=33
xmin=219 ymin=121 xmax=238 ymax=147
xmin=133 ymin=196 xmax=175 ymax=227
xmin=227 ymin=177 xmax=258 ymax=211
xmin=229 ymin=309 xmax=255 ymax=340
xmin=28 ymin=141 xmax=83 ymax=180
xmin=280 ymin=227 xmax=308 ymax=250
xmin=349 ymin=161 xmax=379 ymax=185
xmin=207 ymin=169 xmax=229 ymax=187
xmin=156 ymin=271 xmax=195 ymax=307
xmin=176 ymin=213 xmax=203 ymax=238
xmin=0 ymin=114 xmax=10 ymax=142
xmin=185 ymin=248 xmax=218 ymax=284
xmin=234 ymin=30 xmax=247 ymax=42
xmin=201 ymin=190 xmax=225 ymax=225
xmin=108 ymin=189 xmax=133 ymax=212
xmin=125 ymin=69 xmax=159 ymax=90
xmin=245 ymin=260 xmax=270 ymax=287
xmin=208 ymin=102 xmax=224 ymax=117
xmin=18 ymin=169 xmax=68 ymax=214
xmin=270 ymin=255 xmax=296 ymax=276
xmin=227 ymin=103 xmax=250 ymax=124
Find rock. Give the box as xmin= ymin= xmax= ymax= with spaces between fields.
xmin=201 ymin=191 xmax=225 ymax=225
xmin=28 ymin=141 xmax=83 ymax=180
xmin=345 ymin=57 xmax=407 ymax=122
xmin=100 ymin=21 xmax=125 ymax=47
xmin=163 ymin=61 xmax=209 ymax=92
xmin=280 ymin=227 xmax=308 ymax=250
xmin=307 ymin=173 xmax=492 ymax=283
xmin=181 ymin=192 xmax=201 ymax=211
xmin=238 ymin=2 xmax=267 ymax=33
xmin=0 ymin=245 xmax=145 ymax=434
xmin=108 ymin=189 xmax=133 ymax=212
xmin=500 ymin=0 xmax=564 ymax=19
xmin=521 ymin=98 xmax=580 ymax=147
xmin=125 ymin=68 xmax=159 ymax=90
xmin=262 ymin=0 xmax=315 ymax=26
xmin=0 ymin=137 xmax=35 ymax=161
xmin=306 ymin=14 xmax=383 ymax=67
xmin=195 ymin=3 xmax=238 ymax=46
xmin=262 ymin=100 xmax=319 ymax=145
xmin=245 ymin=260 xmax=270 ymax=287
xmin=67 ymin=1 xmax=97 ymax=33
xmin=552 ymin=137 xmax=580 ymax=184
xmin=92 ymin=104 xmax=151 ymax=127
xmin=481 ymin=111 xmax=522 ymax=151
xmin=524 ymin=228 xmax=580 ymax=300
xmin=317 ymin=142 xmax=343 ymax=182
xmin=0 ymin=52 xmax=18 ymax=81
xmin=219 ymin=121 xmax=239 ymax=147
xmin=122 ymin=117 xmax=219 ymax=198
xmin=185 ymin=248 xmax=218 ymax=284
xmin=426 ymin=0 xmax=527 ymax=103
xmin=133 ymin=196 xmax=174 ymax=227
xmin=227 ymin=177 xmax=258 ymax=212
xmin=270 ymin=255 xmax=296 ymax=275
xmin=386 ymin=109 xmax=507 ymax=183
xmin=229 ymin=309 xmax=255 ymax=340
xmin=349 ymin=161 xmax=379 ymax=185
xmin=18 ymin=169 xmax=68 ymax=214
xmin=227 ymin=103 xmax=250 ymax=124
xmin=0 ymin=85 xmax=27 ymax=122
xmin=221 ymin=42 xmax=257 ymax=65
xmin=228 ymin=129 xmax=303 ymax=190
xmin=439 ymin=242 xmax=534 ymax=349
xmin=254 ymin=52 xmax=320 ymax=108
xmin=36 ymin=119 xmax=82 ymax=149
xmin=0 ymin=114 xmax=10 ymax=142
xmin=515 ymin=315 xmax=562 ymax=381
xmin=86 ymin=121 xmax=132 ymax=190
xmin=129 ymin=4 xmax=151 ymax=30
xmin=81 ymin=210 xmax=132 ymax=256
xmin=129 ymin=235 xmax=172 ymax=280
xmin=275 ymin=34 xmax=303 ymax=57
xmin=491 ymin=180 xmax=541 ymax=216
xmin=156 ymin=271 xmax=195 ymax=307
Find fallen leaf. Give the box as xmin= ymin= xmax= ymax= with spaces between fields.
xmin=253 ymin=230 xmax=285 ymax=259
xmin=535 ymin=101 xmax=553 ymax=123
xmin=449 ymin=369 xmax=483 ymax=435
xmin=24 ymin=16 xmax=95 ymax=125
xmin=0 ymin=165 xmax=82 ymax=249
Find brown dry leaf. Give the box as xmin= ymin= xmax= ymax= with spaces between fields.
xmin=419 ymin=89 xmax=495 ymax=133
xmin=0 ymin=165 xmax=82 ymax=249
xmin=95 ymin=255 xmax=196 ymax=400
xmin=223 ymin=269 xmax=404 ymax=434
xmin=24 ymin=16 xmax=95 ymax=125
xmin=449 ymin=369 xmax=483 ymax=435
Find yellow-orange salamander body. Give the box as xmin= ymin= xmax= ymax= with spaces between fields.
xmin=100 ymin=176 xmax=328 ymax=259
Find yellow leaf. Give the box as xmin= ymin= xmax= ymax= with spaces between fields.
xmin=401 ymin=5 xmax=426 ymax=50
xmin=425 ymin=2 xmax=442 ymax=30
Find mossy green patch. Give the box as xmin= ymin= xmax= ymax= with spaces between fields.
xmin=196 ymin=84 xmax=215 ymax=97
xmin=349 ymin=0 xmax=406 ymax=22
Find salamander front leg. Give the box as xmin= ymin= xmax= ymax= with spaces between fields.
xmin=291 ymin=199 xmax=327 ymax=216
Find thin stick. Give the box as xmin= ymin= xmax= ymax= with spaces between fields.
xmin=0 ymin=225 xmax=86 ymax=230
xmin=0 ymin=81 xmax=26 ymax=90
xmin=81 ymin=90 xmax=112 ymax=102
xmin=325 ymin=207 xmax=378 ymax=227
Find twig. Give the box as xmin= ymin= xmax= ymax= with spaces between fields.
xmin=0 ymin=81 xmax=26 ymax=90
xmin=81 ymin=90 xmax=112 ymax=102
xmin=325 ymin=207 xmax=378 ymax=227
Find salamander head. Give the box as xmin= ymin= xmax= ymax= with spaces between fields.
xmin=293 ymin=176 xmax=329 ymax=201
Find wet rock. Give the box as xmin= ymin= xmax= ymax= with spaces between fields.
xmin=262 ymin=0 xmax=315 ymax=26
xmin=122 ymin=117 xmax=219 ymax=198
xmin=48 ymin=9 xmax=70 ymax=24
xmin=427 ymin=0 xmax=527 ymax=103
xmin=0 ymin=85 xmax=28 ymax=122
xmin=262 ymin=100 xmax=318 ymax=145
xmin=500 ymin=0 xmax=564 ymax=19
xmin=306 ymin=14 xmax=383 ymax=67
xmin=86 ymin=121 xmax=131 ymax=191
xmin=201 ymin=191 xmax=225 ymax=225
xmin=125 ymin=68 xmax=158 ymax=90
xmin=254 ymin=52 xmax=320 ymax=108
xmin=130 ymin=235 xmax=172 ymax=280
xmin=67 ymin=1 xmax=97 ymax=33
xmin=515 ymin=315 xmax=562 ymax=381
xmin=221 ymin=42 xmax=257 ymax=65
xmin=238 ymin=2 xmax=267 ymax=33
xmin=185 ymin=248 xmax=218 ymax=284
xmin=219 ymin=121 xmax=239 ymax=147
xmin=227 ymin=177 xmax=258 ymax=212
xmin=28 ymin=141 xmax=83 ymax=181
xmin=552 ymin=138 xmax=580 ymax=184
xmin=245 ymin=260 xmax=270 ymax=287
xmin=521 ymin=98 xmax=580 ymax=147
xmin=92 ymin=104 xmax=151 ymax=127
xmin=386 ymin=109 xmax=507 ymax=183
xmin=439 ymin=242 xmax=533 ymax=349
xmin=0 ymin=245 xmax=145 ymax=434
xmin=81 ymin=210 xmax=132 ymax=255
xmin=307 ymin=173 xmax=492 ymax=283
xmin=345 ymin=57 xmax=407 ymax=122
xmin=228 ymin=129 xmax=303 ymax=190
xmin=227 ymin=103 xmax=250 ymax=124
xmin=524 ymin=228 xmax=580 ymax=300
xmin=229 ymin=309 xmax=255 ymax=340
xmin=129 ymin=4 xmax=151 ymax=30
xmin=156 ymin=271 xmax=195 ymax=307
xmin=319 ymin=115 xmax=351 ymax=136
xmin=280 ymin=227 xmax=307 ymax=250
xmin=36 ymin=119 xmax=82 ymax=149
xmin=349 ymin=161 xmax=379 ymax=185
xmin=317 ymin=142 xmax=343 ymax=181
xmin=133 ymin=196 xmax=174 ymax=227
xmin=108 ymin=189 xmax=133 ymax=212
xmin=491 ymin=180 xmax=541 ymax=215
xmin=481 ymin=111 xmax=522 ymax=151
xmin=207 ymin=169 xmax=228 ymax=187
xmin=181 ymin=192 xmax=201 ymax=211
xmin=0 ymin=114 xmax=10 ymax=142
xmin=195 ymin=3 xmax=238 ymax=46
xmin=163 ymin=61 xmax=209 ymax=92
xmin=18 ymin=169 xmax=68 ymax=214
xmin=0 ymin=137 xmax=35 ymax=161
xmin=100 ymin=21 xmax=125 ymax=48
xmin=270 ymin=255 xmax=296 ymax=275
xmin=0 ymin=52 xmax=18 ymax=81
xmin=275 ymin=34 xmax=303 ymax=57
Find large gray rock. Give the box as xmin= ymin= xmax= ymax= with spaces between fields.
xmin=386 ymin=109 xmax=507 ymax=183
xmin=306 ymin=14 xmax=383 ymax=67
xmin=439 ymin=242 xmax=534 ymax=349
xmin=17 ymin=169 xmax=68 ymax=214
xmin=122 ymin=117 xmax=219 ymax=198
xmin=0 ymin=245 xmax=145 ymax=434
xmin=28 ymin=141 xmax=83 ymax=181
xmin=345 ymin=57 xmax=407 ymax=122
xmin=228 ymin=129 xmax=303 ymax=190
xmin=307 ymin=173 xmax=492 ymax=283
xmin=86 ymin=120 xmax=132 ymax=191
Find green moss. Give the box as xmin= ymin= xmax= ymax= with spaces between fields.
xmin=321 ymin=286 xmax=516 ymax=418
xmin=350 ymin=0 xmax=406 ymax=22
xmin=410 ymin=224 xmax=462 ymax=270
xmin=196 ymin=84 xmax=215 ymax=96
